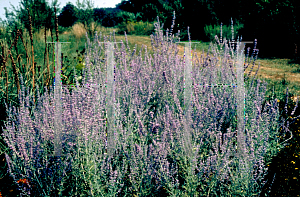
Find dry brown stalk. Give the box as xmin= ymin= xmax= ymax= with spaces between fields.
xmin=18 ymin=30 xmax=30 ymax=75
xmin=10 ymin=29 xmax=21 ymax=97
xmin=45 ymin=45 xmax=52 ymax=89
xmin=2 ymin=44 xmax=8 ymax=104
xmin=0 ymin=29 xmax=22 ymax=103
xmin=14 ymin=42 xmax=22 ymax=75
xmin=0 ymin=30 xmax=21 ymax=74
xmin=0 ymin=42 xmax=6 ymax=76
xmin=9 ymin=51 xmax=20 ymax=97
xmin=44 ymin=26 xmax=47 ymax=67
xmin=27 ymin=7 xmax=35 ymax=105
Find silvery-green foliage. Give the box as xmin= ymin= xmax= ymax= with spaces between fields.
xmin=1 ymin=11 xmax=296 ymax=196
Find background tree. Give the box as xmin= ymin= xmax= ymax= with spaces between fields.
xmin=176 ymin=0 xmax=218 ymax=41
xmin=229 ymin=0 xmax=300 ymax=60
xmin=257 ymin=0 xmax=300 ymax=60
xmin=200 ymin=0 xmax=300 ymax=60
xmin=74 ymin=0 xmax=98 ymax=38
xmin=58 ymin=2 xmax=79 ymax=28
xmin=115 ymin=0 xmax=135 ymax=13
xmin=122 ymin=0 xmax=147 ymax=15
xmin=94 ymin=8 xmax=124 ymax=27
xmin=3 ymin=0 xmax=299 ymax=61
xmin=116 ymin=0 xmax=217 ymax=41
xmin=4 ymin=0 xmax=61 ymax=36
xmin=93 ymin=8 xmax=108 ymax=25
xmin=115 ymin=11 xmax=141 ymax=24
xmin=115 ymin=0 xmax=157 ymax=25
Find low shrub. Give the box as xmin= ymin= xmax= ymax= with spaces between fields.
xmin=116 ymin=20 xmax=155 ymax=36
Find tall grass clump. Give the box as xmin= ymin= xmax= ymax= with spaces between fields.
xmin=204 ymin=18 xmax=244 ymax=42
xmin=1 ymin=11 xmax=299 ymax=196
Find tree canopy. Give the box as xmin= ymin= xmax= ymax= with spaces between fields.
xmin=2 ymin=0 xmax=61 ymax=40
xmin=58 ymin=2 xmax=79 ymax=28
xmin=1 ymin=0 xmax=298 ymax=59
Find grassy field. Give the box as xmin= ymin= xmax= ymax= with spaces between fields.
xmin=2 ymin=20 xmax=299 ymax=102
xmin=69 ymin=22 xmax=300 ymax=101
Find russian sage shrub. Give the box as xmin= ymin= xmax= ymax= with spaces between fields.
xmin=1 ymin=11 xmax=298 ymax=196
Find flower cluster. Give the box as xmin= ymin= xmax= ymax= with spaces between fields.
xmin=1 ymin=11 xmax=295 ymax=196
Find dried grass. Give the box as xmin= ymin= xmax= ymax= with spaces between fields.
xmin=71 ymin=22 xmax=87 ymax=40
xmin=35 ymin=27 xmax=51 ymax=42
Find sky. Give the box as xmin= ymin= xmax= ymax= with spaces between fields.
xmin=0 ymin=0 xmax=123 ymax=25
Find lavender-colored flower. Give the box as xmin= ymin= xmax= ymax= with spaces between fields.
xmin=1 ymin=11 xmax=295 ymax=196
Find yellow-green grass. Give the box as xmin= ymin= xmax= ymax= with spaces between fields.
xmin=2 ymin=19 xmax=299 ymax=105
xmin=68 ymin=22 xmax=300 ymax=103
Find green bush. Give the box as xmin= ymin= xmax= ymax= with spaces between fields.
xmin=116 ymin=20 xmax=155 ymax=36
xmin=100 ymin=12 xmax=120 ymax=27
xmin=115 ymin=11 xmax=138 ymax=24
xmin=58 ymin=25 xmax=71 ymax=34
xmin=204 ymin=19 xmax=244 ymax=42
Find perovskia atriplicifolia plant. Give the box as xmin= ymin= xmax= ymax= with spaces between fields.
xmin=1 ymin=11 xmax=299 ymax=196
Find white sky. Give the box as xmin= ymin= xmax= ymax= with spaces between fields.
xmin=0 ymin=0 xmax=123 ymax=24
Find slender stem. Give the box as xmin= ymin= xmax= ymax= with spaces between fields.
xmin=27 ymin=7 xmax=35 ymax=105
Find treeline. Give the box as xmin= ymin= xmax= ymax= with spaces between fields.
xmin=0 ymin=0 xmax=299 ymax=60
xmin=114 ymin=0 xmax=300 ymax=60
